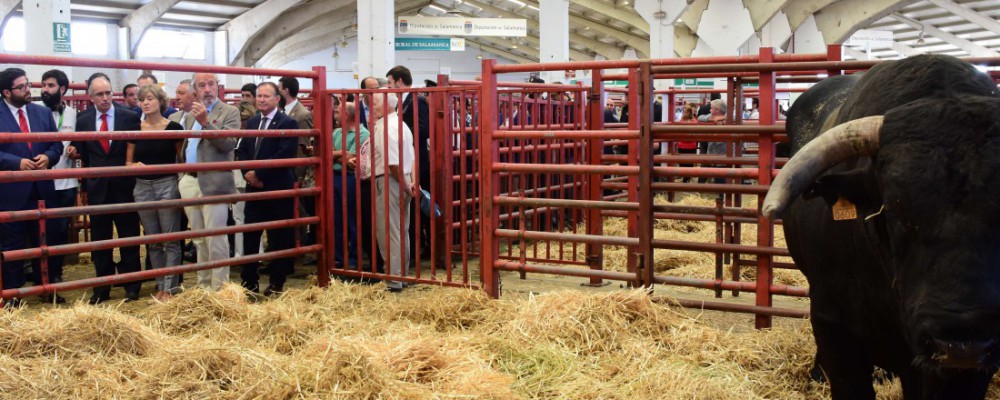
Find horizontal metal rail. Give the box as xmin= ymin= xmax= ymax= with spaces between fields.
xmin=0 ymin=53 xmax=319 ymax=78
xmin=0 ymin=158 xmax=316 ymax=183
xmin=0 ymin=128 xmax=317 ymax=143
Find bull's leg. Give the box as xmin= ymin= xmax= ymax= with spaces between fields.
xmin=911 ymin=369 xmax=994 ymax=400
xmin=811 ymin=318 xmax=877 ymax=400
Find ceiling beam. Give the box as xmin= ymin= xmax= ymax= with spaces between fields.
xmin=258 ymin=19 xmax=356 ymax=68
xmin=674 ymin=23 xmax=698 ymax=57
xmin=182 ymin=0 xmax=253 ymax=9
xmin=241 ymin=0 xmax=354 ymax=66
xmin=220 ymin=0 xmax=306 ymax=65
xmin=891 ymin=41 xmax=921 ymax=57
xmin=0 ymin=0 xmax=20 ymax=38
xmin=571 ymin=0 xmax=648 ymax=33
xmin=567 ymin=13 xmax=649 ymax=56
xmin=743 ymin=0 xmax=793 ymax=32
xmin=925 ymin=0 xmax=1000 ymax=37
xmin=781 ymin=0 xmax=836 ymax=31
xmin=890 ymin=13 xmax=999 ymax=57
xmin=813 ymin=0 xmax=909 ymax=44
xmin=119 ymin=0 xmax=182 ymax=59
xmin=842 ymin=46 xmax=870 ymax=60
xmin=678 ymin=0 xmax=708 ymax=33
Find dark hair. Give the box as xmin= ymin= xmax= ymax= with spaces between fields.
xmin=123 ymin=83 xmax=138 ymax=94
xmin=41 ymin=69 xmax=69 ymax=92
xmin=138 ymin=73 xmax=158 ymax=84
xmin=278 ymin=76 xmax=299 ymax=97
xmin=528 ymin=76 xmax=545 ymax=84
xmin=424 ymin=79 xmax=437 ymax=87
xmin=0 ymin=68 xmax=26 ymax=94
xmin=752 ymin=97 xmax=760 ymax=108
xmin=241 ymin=83 xmax=257 ymax=97
xmin=386 ymin=65 xmax=413 ymax=86
xmin=86 ymin=72 xmax=111 ymax=91
xmin=710 ymin=93 xmax=721 ymax=101
xmin=257 ymin=81 xmax=279 ymax=96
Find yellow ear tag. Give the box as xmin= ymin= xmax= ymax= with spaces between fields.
xmin=832 ymin=197 xmax=858 ymax=221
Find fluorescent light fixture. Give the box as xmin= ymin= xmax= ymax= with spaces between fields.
xmin=427 ymin=4 xmax=447 ymax=12
xmin=507 ymin=0 xmax=526 ymax=8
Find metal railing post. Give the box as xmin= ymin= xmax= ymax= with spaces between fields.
xmin=312 ymin=65 xmax=332 ymax=288
xmin=479 ymin=59 xmax=500 ymax=298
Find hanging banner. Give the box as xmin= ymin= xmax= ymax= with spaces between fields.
xmin=397 ymin=15 xmax=527 ymax=37
xmin=396 ymin=37 xmax=466 ymax=51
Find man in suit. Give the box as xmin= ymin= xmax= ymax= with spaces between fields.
xmin=386 ymin=66 xmax=431 ymax=268
xmin=0 ymin=68 xmax=62 ymax=307
xmin=66 ymin=75 xmax=142 ymax=304
xmin=122 ymin=83 xmax=140 ymax=114
xmin=236 ymin=82 xmax=297 ymax=295
xmin=137 ymin=73 xmax=177 ymax=117
xmin=37 ymin=69 xmax=77 ymax=303
xmin=172 ymin=73 xmax=240 ymax=291
xmin=278 ymin=76 xmax=316 ymax=263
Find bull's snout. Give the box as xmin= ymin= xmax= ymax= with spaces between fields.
xmin=931 ymin=338 xmax=997 ymax=369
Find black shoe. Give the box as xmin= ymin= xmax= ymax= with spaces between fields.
xmin=39 ymin=293 xmax=66 ymax=304
xmin=263 ymin=285 xmax=283 ymax=296
xmin=88 ymin=293 xmax=110 ymax=305
xmin=123 ymin=291 xmax=140 ymax=302
xmin=242 ymin=282 xmax=260 ymax=293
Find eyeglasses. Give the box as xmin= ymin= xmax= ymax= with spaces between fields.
xmin=11 ymin=82 xmax=29 ymax=92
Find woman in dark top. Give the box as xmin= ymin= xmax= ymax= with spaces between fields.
xmin=126 ymin=84 xmax=183 ymax=302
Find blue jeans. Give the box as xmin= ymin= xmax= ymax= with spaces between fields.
xmin=333 ymin=172 xmax=359 ymax=268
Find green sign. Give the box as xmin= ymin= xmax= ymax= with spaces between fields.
xmin=395 ymin=37 xmax=465 ymax=51
xmin=674 ymin=78 xmax=714 ymax=87
xmin=53 ymin=22 xmax=71 ymax=53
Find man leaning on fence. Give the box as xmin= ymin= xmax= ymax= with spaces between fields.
xmin=0 ymin=68 xmax=62 ymax=308
xmin=174 ymin=72 xmax=240 ymax=291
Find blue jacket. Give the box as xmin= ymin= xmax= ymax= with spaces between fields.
xmin=0 ymin=102 xmax=62 ymax=211
xmin=237 ymin=110 xmax=298 ymax=192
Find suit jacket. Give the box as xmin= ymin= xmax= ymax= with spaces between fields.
xmin=400 ymin=93 xmax=430 ymax=181
xmin=287 ymin=100 xmax=314 ymax=179
xmin=237 ymin=110 xmax=298 ymax=196
xmin=171 ymin=100 xmax=240 ymax=196
xmin=71 ymin=105 xmax=140 ymax=205
xmin=0 ymin=102 xmax=62 ymax=211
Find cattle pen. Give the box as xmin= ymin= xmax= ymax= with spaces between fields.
xmin=4 ymin=47 xmax=1000 ymax=398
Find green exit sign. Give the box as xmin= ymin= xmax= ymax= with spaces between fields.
xmin=53 ymin=22 xmax=71 ymax=53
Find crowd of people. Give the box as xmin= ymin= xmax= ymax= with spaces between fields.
xmin=0 ymin=64 xmax=431 ymax=307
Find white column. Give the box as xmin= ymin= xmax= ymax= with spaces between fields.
xmin=539 ymin=0 xmax=568 ymax=83
xmin=635 ymin=0 xmax=687 ymax=90
xmin=358 ymin=0 xmax=395 ymax=81
xmin=22 ymin=0 xmax=71 ymax=80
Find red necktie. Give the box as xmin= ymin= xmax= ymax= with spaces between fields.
xmin=17 ymin=109 xmax=32 ymax=150
xmin=99 ymin=113 xmax=110 ymax=153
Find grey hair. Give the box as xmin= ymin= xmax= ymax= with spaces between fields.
xmin=376 ymin=77 xmax=388 ymax=86
xmin=88 ymin=76 xmax=111 ymax=95
xmin=372 ymin=91 xmax=398 ymax=112
xmin=177 ymin=79 xmax=192 ymax=89
xmin=191 ymin=72 xmax=218 ymax=85
xmin=711 ymin=99 xmax=727 ymax=114
xmin=344 ymin=102 xmax=356 ymax=120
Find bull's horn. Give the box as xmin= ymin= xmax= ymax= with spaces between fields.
xmin=761 ymin=115 xmax=884 ymax=220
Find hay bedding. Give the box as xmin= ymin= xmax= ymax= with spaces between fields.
xmin=5 ymin=284 xmax=998 ymax=399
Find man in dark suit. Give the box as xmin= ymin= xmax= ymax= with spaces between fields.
xmin=236 ymin=82 xmax=297 ymax=295
xmin=386 ymin=66 xmax=431 ymax=267
xmin=66 ymin=75 xmax=143 ymax=304
xmin=0 ymin=68 xmax=62 ymax=307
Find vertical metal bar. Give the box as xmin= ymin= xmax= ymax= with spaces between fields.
xmin=637 ymin=63 xmax=655 ymax=288
xmin=479 ymin=60 xmax=500 ymax=298
xmin=38 ymin=200 xmax=50 ymax=288
xmin=293 ymin=181 xmax=301 ymax=249
xmin=584 ymin=70 xmax=605 ymax=286
xmin=827 ymin=44 xmax=843 ymax=77
xmin=312 ymin=66 xmax=331 ymax=287
xmin=715 ymin=197 xmax=724 ymax=298
xmin=755 ymin=47 xmax=777 ymax=329
xmin=626 ymin=68 xmax=640 ymax=287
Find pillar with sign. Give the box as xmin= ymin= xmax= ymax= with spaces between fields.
xmin=539 ymin=0 xmax=569 ymax=84
xmin=358 ymin=0 xmax=395 ymax=80
xmin=23 ymin=0 xmax=72 ymax=80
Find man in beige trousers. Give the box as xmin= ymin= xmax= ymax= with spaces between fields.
xmin=170 ymin=73 xmax=240 ymax=291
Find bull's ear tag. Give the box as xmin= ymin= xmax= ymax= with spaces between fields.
xmin=832 ymin=197 xmax=857 ymax=221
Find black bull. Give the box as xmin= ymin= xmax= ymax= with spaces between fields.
xmin=769 ymin=54 xmax=1000 ymax=398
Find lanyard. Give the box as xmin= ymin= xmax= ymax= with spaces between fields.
xmin=57 ymin=112 xmax=64 ymax=130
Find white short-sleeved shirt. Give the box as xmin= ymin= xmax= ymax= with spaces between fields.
xmin=371 ymin=112 xmax=414 ymax=178
xmin=51 ymin=106 xmax=79 ymax=190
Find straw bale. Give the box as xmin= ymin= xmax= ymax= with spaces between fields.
xmin=388 ymin=285 xmax=511 ymax=331
xmin=139 ymin=284 xmax=251 ymax=337
xmin=0 ymin=306 xmax=156 ymax=359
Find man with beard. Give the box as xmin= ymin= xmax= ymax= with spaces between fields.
xmin=34 ymin=69 xmax=77 ymax=302
xmin=0 ymin=68 xmax=62 ymax=307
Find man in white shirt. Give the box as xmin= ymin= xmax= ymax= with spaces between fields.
xmin=37 ymin=69 xmax=77 ymax=300
xmin=370 ymin=92 xmax=416 ymax=292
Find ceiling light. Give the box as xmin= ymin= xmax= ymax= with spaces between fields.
xmin=428 ymin=4 xmax=447 ymax=13
xmin=916 ymin=31 xmax=925 ymax=45
xmin=512 ymin=45 xmax=518 ymax=49
xmin=476 ymin=54 xmax=483 ymax=60
xmin=507 ymin=0 xmax=526 ymax=7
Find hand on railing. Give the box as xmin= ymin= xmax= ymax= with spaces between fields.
xmin=126 ymin=161 xmax=146 ymax=167
xmin=65 ymin=145 xmax=81 ymax=160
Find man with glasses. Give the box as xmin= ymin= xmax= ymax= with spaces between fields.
xmin=66 ymin=74 xmax=143 ymax=304
xmin=0 ymin=68 xmax=62 ymax=307
xmin=176 ymin=72 xmax=240 ymax=291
